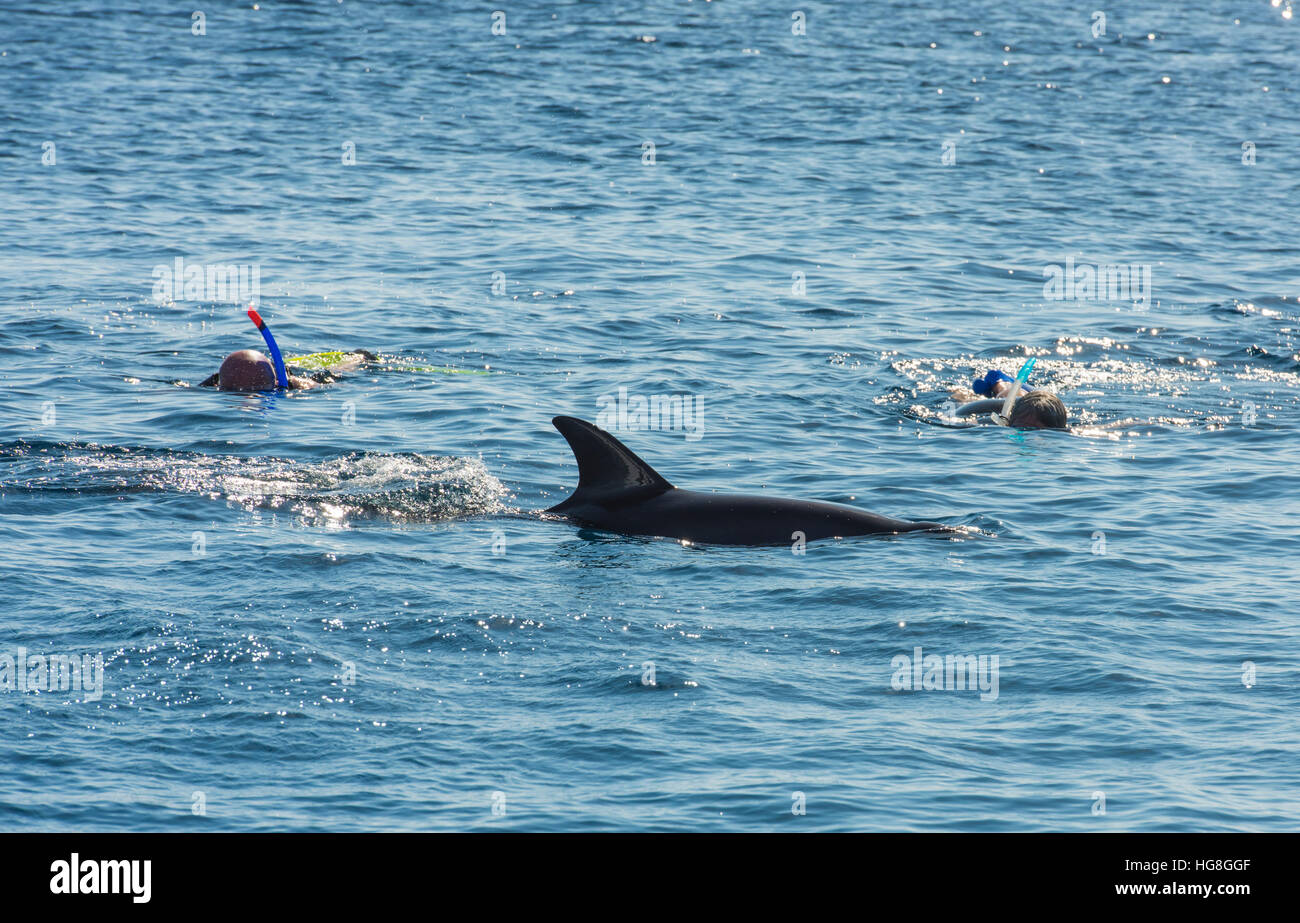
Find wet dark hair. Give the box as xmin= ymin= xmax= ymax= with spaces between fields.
xmin=1008 ymin=390 xmax=1068 ymax=429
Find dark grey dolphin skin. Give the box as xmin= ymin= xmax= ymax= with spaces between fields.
xmin=544 ymin=416 xmax=946 ymax=545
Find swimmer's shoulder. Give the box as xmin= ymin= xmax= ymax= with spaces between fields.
xmin=954 ymin=398 xmax=1003 ymax=418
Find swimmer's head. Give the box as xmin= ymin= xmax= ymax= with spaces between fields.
xmin=217 ymin=349 xmax=278 ymax=391
xmin=1008 ymin=390 xmax=1068 ymax=429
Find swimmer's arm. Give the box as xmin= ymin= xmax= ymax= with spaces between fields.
xmin=951 ymin=381 xmax=1019 ymax=403
xmin=331 ymin=349 xmax=376 ymax=372
xmin=953 ymin=398 xmax=1004 ymax=417
xmin=199 ymin=373 xmax=219 ymax=388
xmin=277 ymin=350 xmax=376 ymax=387
xmin=958 ymin=382 xmax=1011 ymax=400
xmin=325 ymin=353 xmax=368 ymax=374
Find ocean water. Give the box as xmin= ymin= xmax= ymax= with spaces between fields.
xmin=1 ymin=0 xmax=1297 ymax=831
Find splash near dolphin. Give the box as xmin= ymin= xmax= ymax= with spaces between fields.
xmin=545 ymin=416 xmax=946 ymax=546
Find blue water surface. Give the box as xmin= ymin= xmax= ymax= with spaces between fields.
xmin=1 ymin=0 xmax=1298 ymax=831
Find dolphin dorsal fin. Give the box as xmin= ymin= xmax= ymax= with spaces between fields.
xmin=550 ymin=416 xmax=674 ymax=507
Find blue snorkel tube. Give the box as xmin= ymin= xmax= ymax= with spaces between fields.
xmin=992 ymin=357 xmax=1036 ymax=426
xmin=247 ymin=307 xmax=289 ymax=390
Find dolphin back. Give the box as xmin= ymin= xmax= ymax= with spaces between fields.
xmin=546 ymin=416 xmax=675 ymax=512
xmin=544 ymin=416 xmax=946 ymax=543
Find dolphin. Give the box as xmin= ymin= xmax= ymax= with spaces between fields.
xmin=544 ymin=416 xmax=947 ymax=546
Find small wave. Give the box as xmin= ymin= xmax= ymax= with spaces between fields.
xmin=0 ymin=442 xmax=509 ymax=524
